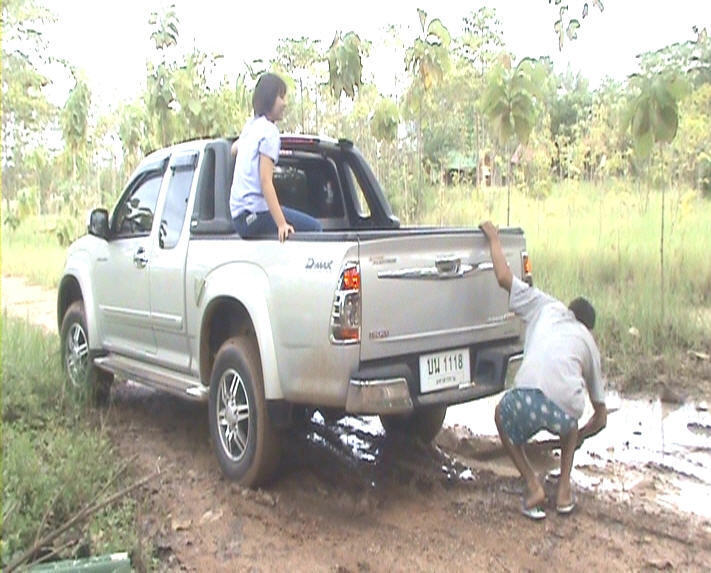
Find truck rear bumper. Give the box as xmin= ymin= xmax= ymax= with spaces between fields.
xmin=345 ymin=341 xmax=523 ymax=415
xmin=345 ymin=377 xmax=414 ymax=415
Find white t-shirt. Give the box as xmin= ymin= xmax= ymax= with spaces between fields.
xmin=229 ymin=115 xmax=281 ymax=218
xmin=509 ymin=276 xmax=605 ymax=419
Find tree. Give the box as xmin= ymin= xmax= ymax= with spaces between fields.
xmin=623 ymin=72 xmax=689 ymax=320
xmin=61 ymin=70 xmax=91 ymax=179
xmin=404 ymin=9 xmax=451 ymax=213
xmin=671 ymin=83 xmax=711 ymax=192
xmin=1 ymin=0 xmax=56 ymax=199
xmin=370 ymin=98 xmax=399 ymax=144
xmin=275 ymin=37 xmax=321 ymax=133
xmin=146 ymin=4 xmax=179 ymax=147
xmin=547 ymin=0 xmax=605 ymax=51
xmin=637 ymin=27 xmax=711 ymax=88
xmin=118 ymin=102 xmax=148 ymax=175
xmin=326 ymin=31 xmax=364 ymax=100
xmin=149 ymin=4 xmax=179 ymax=51
xmin=548 ymin=66 xmax=592 ymax=179
xmin=457 ymin=8 xmax=505 ymax=186
xmin=482 ymin=56 xmax=546 ymax=223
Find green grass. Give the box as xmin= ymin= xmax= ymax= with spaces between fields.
xmin=3 ymin=181 xmax=710 ymax=392
xmin=1 ymin=316 xmax=147 ymax=568
xmin=2 ymin=215 xmax=67 ymax=289
xmin=418 ymin=179 xmax=711 ymax=390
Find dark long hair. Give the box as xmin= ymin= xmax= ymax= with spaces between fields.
xmin=252 ymin=73 xmax=287 ymax=117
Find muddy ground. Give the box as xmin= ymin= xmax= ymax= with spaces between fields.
xmin=3 ymin=276 xmax=711 ymax=572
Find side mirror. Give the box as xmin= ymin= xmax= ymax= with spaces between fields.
xmin=87 ymin=208 xmax=110 ymax=239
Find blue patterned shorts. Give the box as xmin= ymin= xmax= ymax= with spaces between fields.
xmin=498 ymin=388 xmax=577 ymax=445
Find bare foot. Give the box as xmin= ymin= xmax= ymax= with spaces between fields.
xmin=524 ymin=480 xmax=546 ymax=509
xmin=556 ymin=481 xmax=574 ymax=508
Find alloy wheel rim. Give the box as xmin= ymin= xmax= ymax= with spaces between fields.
xmin=217 ymin=368 xmax=250 ymax=462
xmin=66 ymin=323 xmax=89 ymax=388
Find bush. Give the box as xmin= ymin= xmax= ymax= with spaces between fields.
xmin=1 ymin=318 xmax=142 ymax=568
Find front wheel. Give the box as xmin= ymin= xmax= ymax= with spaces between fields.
xmin=208 ymin=336 xmax=281 ymax=487
xmin=60 ymin=300 xmax=113 ymax=404
xmin=380 ymin=405 xmax=447 ymax=443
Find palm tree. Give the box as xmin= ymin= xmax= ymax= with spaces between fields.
xmin=482 ymin=56 xmax=545 ymax=224
xmin=404 ymin=9 xmax=451 ymax=216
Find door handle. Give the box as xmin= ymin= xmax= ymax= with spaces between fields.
xmin=133 ymin=247 xmax=148 ymax=268
xmin=435 ymin=256 xmax=461 ymax=275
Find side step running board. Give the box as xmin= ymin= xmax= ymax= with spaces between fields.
xmin=94 ymin=354 xmax=208 ymax=402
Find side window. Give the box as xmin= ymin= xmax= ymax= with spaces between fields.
xmin=113 ymin=174 xmax=163 ymax=237
xmin=342 ymin=162 xmax=371 ymax=218
xmin=159 ymin=164 xmax=196 ymax=249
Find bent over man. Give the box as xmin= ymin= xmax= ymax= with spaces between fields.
xmin=480 ymin=221 xmax=607 ymax=520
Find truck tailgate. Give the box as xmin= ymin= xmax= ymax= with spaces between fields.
xmin=358 ymin=230 xmax=524 ymax=362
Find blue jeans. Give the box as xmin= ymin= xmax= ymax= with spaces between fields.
xmin=233 ymin=207 xmax=322 ymax=238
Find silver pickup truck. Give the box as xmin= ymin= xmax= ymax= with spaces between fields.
xmin=58 ymin=135 xmax=530 ymax=486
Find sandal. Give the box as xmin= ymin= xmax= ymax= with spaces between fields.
xmin=556 ymin=495 xmax=577 ymax=515
xmin=521 ymin=498 xmax=546 ymax=520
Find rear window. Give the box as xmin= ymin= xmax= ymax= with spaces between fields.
xmin=274 ymin=158 xmax=344 ymax=219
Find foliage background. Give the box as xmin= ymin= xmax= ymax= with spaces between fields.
xmin=2 ymin=0 xmax=710 ymax=379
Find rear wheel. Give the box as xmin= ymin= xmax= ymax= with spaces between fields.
xmin=380 ymin=405 xmax=447 ymax=443
xmin=60 ymin=301 xmax=113 ymax=404
xmin=208 ymin=336 xmax=281 ymax=486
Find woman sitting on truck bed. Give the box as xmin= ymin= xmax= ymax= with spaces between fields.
xmin=230 ymin=73 xmax=322 ymax=242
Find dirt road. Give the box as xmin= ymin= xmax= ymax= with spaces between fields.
xmin=4 ymin=275 xmax=711 ymax=571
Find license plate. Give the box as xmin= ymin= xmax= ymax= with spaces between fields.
xmin=419 ymin=347 xmax=471 ymax=394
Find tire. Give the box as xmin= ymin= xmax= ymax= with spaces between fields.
xmin=208 ymin=336 xmax=281 ymax=487
xmin=60 ymin=300 xmax=113 ymax=405
xmin=380 ymin=405 xmax=447 ymax=443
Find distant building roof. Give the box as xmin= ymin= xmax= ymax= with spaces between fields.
xmin=444 ymin=151 xmax=477 ymax=171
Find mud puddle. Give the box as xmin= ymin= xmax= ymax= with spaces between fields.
xmin=444 ymin=392 xmax=711 ymax=519
xmin=291 ymin=411 xmax=473 ymax=494
xmin=110 ymin=380 xmax=469 ymax=496
xmin=110 ymin=379 xmax=711 ymax=520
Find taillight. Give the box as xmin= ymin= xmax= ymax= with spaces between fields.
xmin=331 ymin=262 xmax=361 ymax=344
xmin=341 ymin=266 xmax=361 ymax=291
xmin=522 ymin=251 xmax=533 ymax=286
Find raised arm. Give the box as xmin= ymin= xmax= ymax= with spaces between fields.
xmin=479 ymin=221 xmax=513 ymax=293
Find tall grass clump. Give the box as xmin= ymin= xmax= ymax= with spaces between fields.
xmin=1 ymin=316 xmax=142 ymax=568
xmin=2 ymin=215 xmax=67 ymax=289
xmin=416 ymin=179 xmax=711 ymax=388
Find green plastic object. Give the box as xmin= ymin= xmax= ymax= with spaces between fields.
xmin=29 ymin=552 xmax=131 ymax=572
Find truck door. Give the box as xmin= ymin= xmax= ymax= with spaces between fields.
xmin=94 ymin=159 xmax=167 ymax=357
xmin=148 ymin=150 xmax=199 ymax=371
